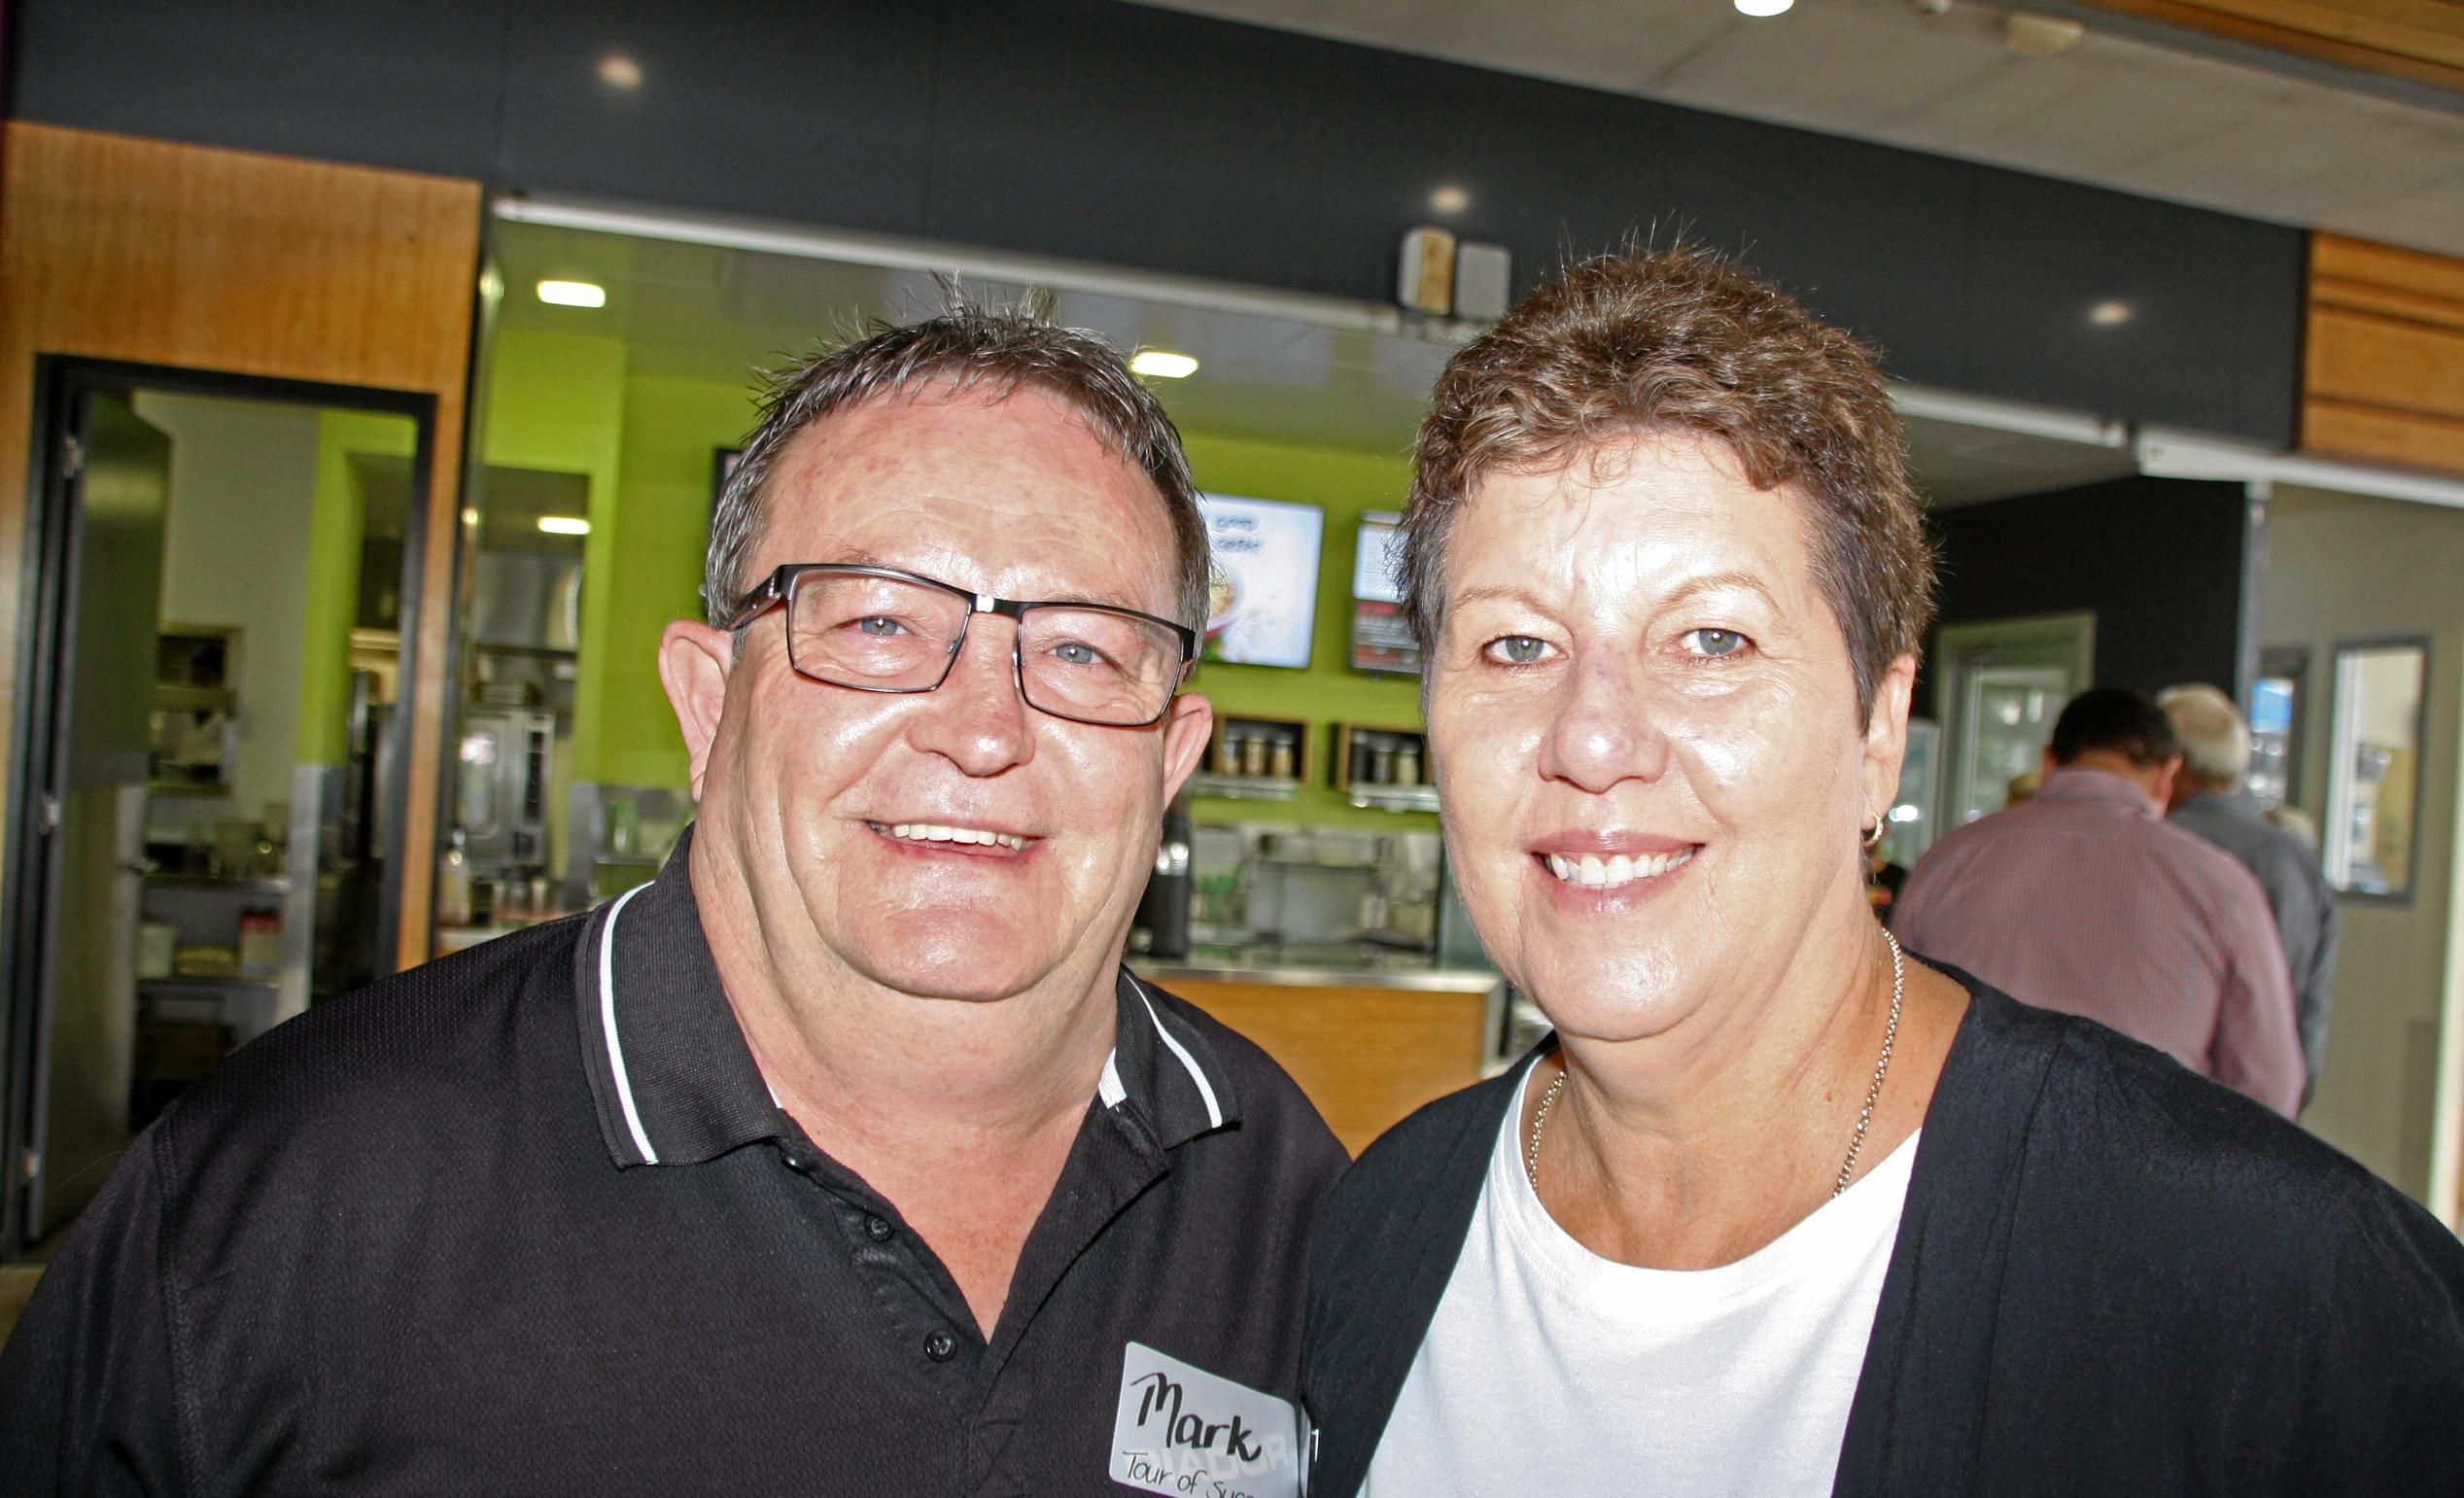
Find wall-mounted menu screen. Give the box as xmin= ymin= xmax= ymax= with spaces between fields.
xmin=1197 ymin=493 xmax=1323 ymax=670
xmin=1350 ymin=509 xmax=1418 ymax=675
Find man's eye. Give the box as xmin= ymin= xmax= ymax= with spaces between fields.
xmin=1052 ymin=641 xmax=1101 ymax=666
xmin=1683 ymin=628 xmax=1750 ymax=658
xmin=854 ymin=616 xmax=907 ymax=637
xmin=1485 ymin=636 xmax=1550 ymax=665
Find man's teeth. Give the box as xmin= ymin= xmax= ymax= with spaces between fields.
xmin=885 ymin=822 xmax=1026 ymax=852
xmin=1544 ymin=848 xmax=1695 ymax=888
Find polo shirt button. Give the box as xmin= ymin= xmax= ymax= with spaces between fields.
xmin=865 ymin=1215 xmax=895 ymax=1242
xmin=923 ymin=1330 xmax=957 ymax=1362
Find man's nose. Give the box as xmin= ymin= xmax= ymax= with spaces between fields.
xmin=903 ymin=613 xmax=1035 ymax=776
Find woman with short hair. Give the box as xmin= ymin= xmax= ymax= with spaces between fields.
xmin=1301 ymin=247 xmax=2464 ymax=1497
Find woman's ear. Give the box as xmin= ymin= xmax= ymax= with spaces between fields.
xmin=1859 ymin=653 xmax=1919 ymax=824
xmin=660 ymin=619 xmax=734 ymax=802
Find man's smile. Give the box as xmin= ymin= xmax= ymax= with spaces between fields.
xmin=867 ymin=819 xmax=1032 ymax=854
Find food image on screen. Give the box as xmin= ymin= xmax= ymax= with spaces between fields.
xmin=1350 ymin=510 xmax=1419 ymax=675
xmin=1195 ymin=493 xmax=1324 ymax=670
xmin=1207 ymin=571 xmax=1240 ymax=638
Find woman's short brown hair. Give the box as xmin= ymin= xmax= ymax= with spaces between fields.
xmin=1402 ymin=245 xmax=1936 ymax=714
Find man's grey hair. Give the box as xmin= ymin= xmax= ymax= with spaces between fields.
xmin=2157 ymin=683 xmax=2251 ymax=788
xmin=705 ymin=296 xmax=1209 ymax=631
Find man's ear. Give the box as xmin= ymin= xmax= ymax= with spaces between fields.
xmin=1159 ymin=691 xmax=1215 ymax=805
xmin=2150 ymin=752 xmax=2184 ymax=810
xmin=660 ymin=619 xmax=734 ymax=802
xmin=1858 ymin=653 xmax=1918 ymax=825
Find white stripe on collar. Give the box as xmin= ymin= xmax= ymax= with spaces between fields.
xmin=1098 ymin=1049 xmax=1127 ymax=1108
xmin=1128 ymin=975 xmax=1223 ymax=1130
xmin=598 ymin=883 xmax=660 ymax=1165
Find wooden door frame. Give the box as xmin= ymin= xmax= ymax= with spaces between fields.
xmin=1 ymin=356 xmax=443 ymax=1252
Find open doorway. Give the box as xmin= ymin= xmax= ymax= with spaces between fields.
xmin=2 ymin=360 xmax=437 ymax=1254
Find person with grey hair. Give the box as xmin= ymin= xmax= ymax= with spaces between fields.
xmin=2162 ymin=682 xmax=2339 ymax=1104
xmin=1 ymin=304 xmax=1346 ymax=1495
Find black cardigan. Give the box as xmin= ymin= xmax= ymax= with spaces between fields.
xmin=1301 ymin=978 xmax=2464 ymax=1496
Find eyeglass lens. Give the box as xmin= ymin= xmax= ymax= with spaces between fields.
xmin=784 ymin=572 xmax=1183 ymax=724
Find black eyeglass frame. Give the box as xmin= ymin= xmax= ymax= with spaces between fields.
xmin=721 ymin=562 xmax=1200 ymax=728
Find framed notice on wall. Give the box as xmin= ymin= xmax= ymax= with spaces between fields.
xmin=1197 ymin=493 xmax=1323 ymax=670
xmin=1350 ymin=510 xmax=1418 ymax=676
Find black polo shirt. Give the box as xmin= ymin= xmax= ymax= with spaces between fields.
xmin=0 ymin=830 xmax=1346 ymax=1496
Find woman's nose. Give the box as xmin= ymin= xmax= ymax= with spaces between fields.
xmin=1536 ymin=653 xmax=1671 ymax=792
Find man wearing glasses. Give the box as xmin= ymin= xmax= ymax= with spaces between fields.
xmin=0 ymin=307 xmax=1346 ymax=1497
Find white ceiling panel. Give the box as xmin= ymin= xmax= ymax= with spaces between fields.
xmin=1136 ymin=0 xmax=2464 ymax=259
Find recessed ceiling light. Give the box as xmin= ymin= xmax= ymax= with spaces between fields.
xmin=1735 ymin=0 xmax=1793 ymax=16
xmin=1429 ymin=184 xmax=1472 ymax=215
xmin=537 ymin=279 xmax=607 ymax=309
xmin=598 ymin=53 xmax=643 ymax=89
xmin=2088 ymin=299 xmax=2134 ymax=327
xmin=537 ymin=516 xmax=592 ymax=536
xmin=1130 ymin=350 xmax=1199 ymax=379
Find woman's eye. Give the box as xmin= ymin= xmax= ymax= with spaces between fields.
xmin=1683 ymin=628 xmax=1750 ymax=658
xmin=1485 ymin=636 xmax=1551 ymax=665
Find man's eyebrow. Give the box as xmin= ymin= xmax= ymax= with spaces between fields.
xmin=804 ymin=551 xmax=1153 ymax=612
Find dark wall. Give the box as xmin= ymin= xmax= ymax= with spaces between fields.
xmin=1924 ymin=475 xmax=2253 ymax=710
xmin=9 ymin=0 xmax=2306 ymax=443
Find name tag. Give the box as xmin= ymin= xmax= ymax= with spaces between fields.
xmin=1109 ymin=1341 xmax=1302 ymax=1498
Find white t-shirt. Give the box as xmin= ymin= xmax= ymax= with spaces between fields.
xmin=1359 ymin=1060 xmax=1917 ymax=1498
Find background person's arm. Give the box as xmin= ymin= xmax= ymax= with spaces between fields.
xmin=2296 ymin=879 xmax=2339 ymax=1102
xmin=2207 ymin=881 xmax=2305 ymax=1118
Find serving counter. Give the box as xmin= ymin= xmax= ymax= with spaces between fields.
xmin=1131 ymin=958 xmax=1506 ymax=1155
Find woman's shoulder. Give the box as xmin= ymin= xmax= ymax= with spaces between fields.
xmin=1320 ymin=1061 xmax=1526 ymax=1238
xmin=1950 ymin=985 xmax=2464 ymax=1294
xmin=1305 ymin=1058 xmax=1527 ymax=1331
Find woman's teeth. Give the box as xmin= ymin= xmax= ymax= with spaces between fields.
xmin=883 ymin=821 xmax=1025 ymax=852
xmin=1544 ymin=848 xmax=1694 ymax=889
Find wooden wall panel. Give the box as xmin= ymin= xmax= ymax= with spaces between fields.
xmin=2071 ymin=0 xmax=2464 ymax=94
xmin=0 ymin=122 xmax=482 ymax=967
xmin=2303 ymin=233 xmax=2464 ymax=477
xmin=1164 ymin=978 xmax=1492 ymax=1156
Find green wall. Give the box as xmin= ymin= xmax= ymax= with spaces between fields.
xmin=599 ymin=374 xmax=760 ymax=786
xmin=480 ymin=331 xmax=630 ymax=782
xmin=299 ymin=410 xmax=417 ymax=765
xmin=464 ymin=333 xmax=1434 ymax=831
xmin=1171 ymin=430 xmax=1431 ymax=831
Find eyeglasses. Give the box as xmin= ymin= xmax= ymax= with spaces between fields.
xmin=722 ymin=563 xmax=1198 ymax=728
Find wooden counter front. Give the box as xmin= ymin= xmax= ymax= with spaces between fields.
xmin=1156 ymin=976 xmax=1497 ymax=1156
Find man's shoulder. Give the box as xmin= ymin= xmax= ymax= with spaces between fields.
xmin=158 ymin=917 xmax=591 ymax=1172
xmin=1909 ymin=798 xmax=2059 ymax=868
xmin=1130 ymin=978 xmax=1348 ymax=1174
